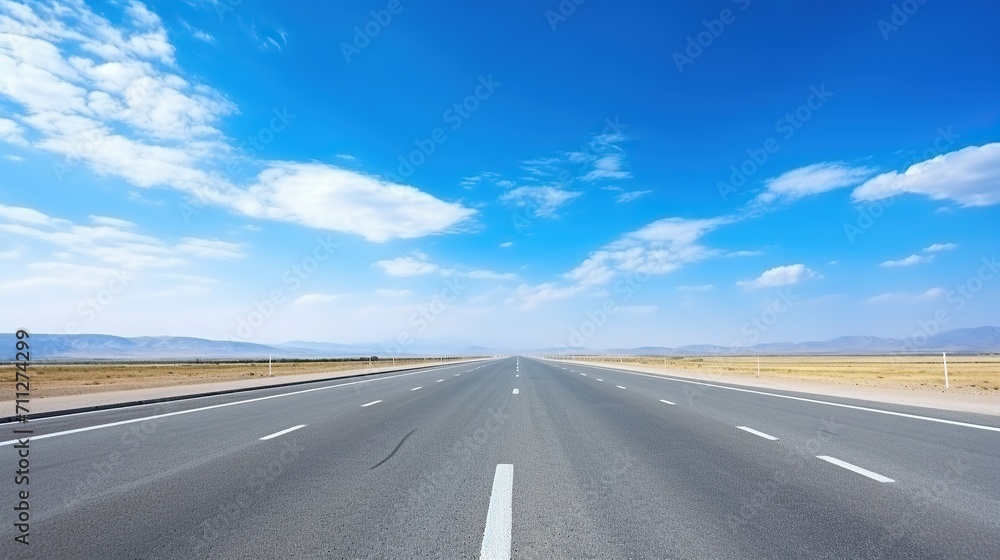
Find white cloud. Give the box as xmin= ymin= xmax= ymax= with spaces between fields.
xmin=852 ymin=143 xmax=1000 ymax=207
xmin=294 ymin=293 xmax=342 ymax=306
xmin=88 ymin=215 xmax=137 ymax=228
xmin=373 ymin=251 xmax=439 ymax=277
xmin=375 ymin=288 xmax=411 ymax=297
xmin=0 ymin=246 xmax=24 ymax=259
xmin=175 ymin=237 xmax=244 ymax=260
xmin=235 ymin=163 xmax=475 ymax=242
xmin=913 ymin=287 xmax=945 ymax=301
xmin=463 ymin=269 xmax=518 ymax=281
xmin=727 ymin=250 xmax=763 ymax=257
xmin=3 ymin=154 xmax=25 ymax=162
xmin=866 ymin=287 xmax=945 ymax=305
xmin=677 ymin=284 xmax=714 ymax=291
xmin=0 ymin=117 xmax=28 ymax=145
xmin=513 ymin=216 xmax=730 ymax=307
xmin=879 ymin=254 xmax=932 ymax=268
xmin=582 ymin=153 xmax=631 ymax=181
xmin=755 ymin=162 xmax=873 ymax=204
xmin=924 ymin=243 xmax=957 ymax=253
xmin=614 ymin=190 xmax=651 ymax=203
xmin=499 ymin=241 xmax=513 ymax=248
xmin=500 ymin=186 xmax=582 ymax=217
xmin=0 ymin=1 xmax=473 ymax=243
xmin=737 ymin=264 xmax=820 ymax=290
xmin=0 ymin=203 xmax=239 ymax=267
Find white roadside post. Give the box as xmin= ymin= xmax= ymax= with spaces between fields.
xmin=943 ymin=352 xmax=949 ymax=389
xmin=268 ymin=354 xmax=272 ymax=377
xmin=757 ymin=356 xmax=761 ymax=377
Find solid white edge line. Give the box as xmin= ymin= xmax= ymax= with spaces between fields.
xmin=737 ymin=426 xmax=779 ymax=441
xmin=259 ymin=424 xmax=306 ymax=441
xmin=512 ymin=389 xmax=519 ymax=395
xmin=659 ymin=399 xmax=675 ymax=405
xmin=557 ymin=362 xmax=1000 ymax=433
xmin=411 ymin=387 xmax=422 ymax=391
xmin=361 ymin=400 xmax=382 ymax=407
xmin=480 ymin=464 xmax=513 ymax=560
xmin=817 ymin=455 xmax=895 ymax=482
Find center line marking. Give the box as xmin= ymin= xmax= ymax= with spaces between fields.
xmin=361 ymin=400 xmax=382 ymax=407
xmin=596 ymin=378 xmax=603 ymax=382
xmin=436 ymin=379 xmax=444 ymax=383
xmin=512 ymin=389 xmax=519 ymax=395
xmin=737 ymin=426 xmax=779 ymax=441
xmin=411 ymin=387 xmax=422 ymax=391
xmin=259 ymin=424 xmax=306 ymax=441
xmin=616 ymin=385 xmax=626 ymax=389
xmin=659 ymin=399 xmax=675 ymax=405
xmin=817 ymin=455 xmax=894 ymax=482
xmin=480 ymin=464 xmax=513 ymax=560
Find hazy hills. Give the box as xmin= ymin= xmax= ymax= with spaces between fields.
xmin=2 ymin=326 xmax=997 ymax=361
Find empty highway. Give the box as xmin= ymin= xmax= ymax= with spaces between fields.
xmin=2 ymin=357 xmax=998 ymax=558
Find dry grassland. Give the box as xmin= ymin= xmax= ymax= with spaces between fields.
xmin=3 ymin=358 xmax=441 ymax=400
xmin=570 ymin=355 xmax=1000 ymax=393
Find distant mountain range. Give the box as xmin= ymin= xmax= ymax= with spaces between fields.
xmin=602 ymin=326 xmax=1000 ymax=356
xmin=2 ymin=326 xmax=998 ymax=361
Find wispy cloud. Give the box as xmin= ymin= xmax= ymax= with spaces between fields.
xmin=879 ymin=254 xmax=932 ymax=267
xmin=737 ymin=264 xmax=820 ymax=290
xmin=614 ymin=190 xmax=651 ymax=203
xmin=865 ymin=287 xmax=945 ymax=305
xmin=924 ymin=242 xmax=957 ymax=253
xmin=852 ymin=143 xmax=1000 ymax=207
xmin=513 ymin=216 xmax=732 ymax=307
xmin=677 ymin=284 xmax=714 ymax=292
xmin=500 ymin=186 xmax=582 ymax=217
xmin=373 ymin=251 xmax=440 ymax=277
xmin=755 ymin=162 xmax=874 ymax=204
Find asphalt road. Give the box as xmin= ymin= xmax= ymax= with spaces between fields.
xmin=1 ymin=357 xmax=998 ymax=558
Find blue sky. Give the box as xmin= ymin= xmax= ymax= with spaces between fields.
xmin=1 ymin=0 xmax=998 ymax=351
